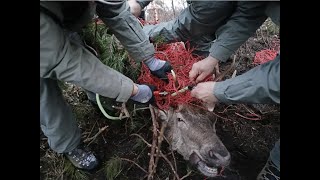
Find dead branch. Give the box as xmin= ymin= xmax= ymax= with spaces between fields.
xmin=130 ymin=133 xmax=152 ymax=147
xmin=235 ymin=112 xmax=261 ymax=121
xmin=217 ymin=105 xmax=235 ymax=114
xmin=147 ymin=105 xmax=159 ymax=180
xmin=241 ymin=104 xmax=261 ymax=118
xmin=180 ymin=171 xmax=192 ymax=180
xmin=86 ymin=121 xmax=97 ymax=139
xmin=133 ymin=104 xmax=150 ymax=116
xmin=132 ymin=106 xmax=180 ymax=179
xmin=111 ymin=103 xmax=130 ymax=119
xmin=84 ymin=126 xmax=108 ymax=146
xmin=127 ymin=146 xmax=148 ymax=171
xmin=160 ymin=152 xmax=180 ymax=180
xmin=211 ymin=111 xmax=233 ymax=121
xmin=120 ymin=158 xmax=147 ymax=174
xmin=171 ymin=146 xmax=177 ymax=178
xmin=156 ymin=128 xmax=178 ymax=176
xmin=122 ymin=103 xmax=130 ymax=117
xmin=215 ymin=55 xmax=236 ymax=82
xmin=153 ymin=121 xmax=168 ymax=175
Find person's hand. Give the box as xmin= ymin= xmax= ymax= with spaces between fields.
xmin=130 ymin=84 xmax=155 ymax=104
xmin=128 ymin=0 xmax=142 ymax=17
xmin=189 ymin=56 xmax=220 ymax=83
xmin=144 ymin=57 xmax=172 ymax=81
xmin=190 ymin=81 xmax=219 ymax=111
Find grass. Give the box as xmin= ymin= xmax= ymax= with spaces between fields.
xmin=64 ymin=161 xmax=90 ymax=180
xmin=104 ymin=157 xmax=123 ymax=180
xmin=40 ymin=149 xmax=66 ymax=179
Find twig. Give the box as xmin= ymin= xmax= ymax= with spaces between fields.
xmin=133 ymin=106 xmax=151 ymax=116
xmin=157 ymin=128 xmax=178 ymax=176
xmin=148 ymin=105 xmax=158 ymax=180
xmin=111 ymin=103 xmax=130 ymax=119
xmin=127 ymin=145 xmax=148 ymax=171
xmin=180 ymin=171 xmax=192 ymax=180
xmin=135 ymin=122 xmax=149 ymax=134
xmin=241 ymin=104 xmax=261 ymax=118
xmin=160 ymin=152 xmax=180 ymax=180
xmin=121 ymin=103 xmax=130 ymax=118
xmin=211 ymin=111 xmax=233 ymax=121
xmin=153 ymin=121 xmax=168 ymax=175
xmin=215 ymin=55 xmax=236 ymax=82
xmin=171 ymin=146 xmax=178 ymax=177
xmin=130 ymin=133 xmax=152 ymax=147
xmin=96 ymin=121 xmax=107 ymax=144
xmin=235 ymin=112 xmax=261 ymax=121
xmin=217 ymin=105 xmax=234 ymax=114
xmin=120 ymin=158 xmax=147 ymax=174
xmin=86 ymin=121 xmax=97 ymax=140
xmin=84 ymin=126 xmax=108 ymax=146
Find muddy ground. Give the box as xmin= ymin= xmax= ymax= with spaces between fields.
xmin=40 ymin=20 xmax=280 ymax=180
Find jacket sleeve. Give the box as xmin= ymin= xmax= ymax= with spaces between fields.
xmin=40 ymin=10 xmax=134 ymax=102
xmin=210 ymin=2 xmax=268 ymax=62
xmin=95 ymin=0 xmax=155 ymax=62
xmin=213 ymin=55 xmax=280 ymax=104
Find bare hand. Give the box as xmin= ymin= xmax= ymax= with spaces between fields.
xmin=191 ymin=82 xmax=219 ymax=111
xmin=128 ymin=0 xmax=142 ymax=17
xmin=189 ymin=56 xmax=220 ymax=83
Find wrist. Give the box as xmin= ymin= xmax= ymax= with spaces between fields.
xmin=132 ymin=84 xmax=139 ymax=96
xmin=207 ymin=55 xmax=219 ymax=64
xmin=201 ymin=55 xmax=219 ymax=69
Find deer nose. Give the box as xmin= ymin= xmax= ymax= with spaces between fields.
xmin=209 ymin=149 xmax=229 ymax=158
xmin=208 ymin=149 xmax=231 ymax=166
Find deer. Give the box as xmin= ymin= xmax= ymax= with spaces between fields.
xmin=155 ymin=104 xmax=231 ymax=177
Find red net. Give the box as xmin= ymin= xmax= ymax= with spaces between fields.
xmin=253 ymin=49 xmax=278 ymax=65
xmin=137 ymin=42 xmax=213 ymax=110
xmin=253 ymin=39 xmax=280 ymax=65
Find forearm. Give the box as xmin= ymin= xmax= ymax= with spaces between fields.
xmin=40 ymin=11 xmax=134 ymax=102
xmin=96 ymin=0 xmax=154 ymax=62
xmin=210 ymin=2 xmax=268 ymax=62
xmin=214 ymin=55 xmax=280 ymax=104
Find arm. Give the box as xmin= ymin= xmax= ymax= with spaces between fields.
xmin=95 ymin=0 xmax=154 ymax=63
xmin=210 ymin=2 xmax=268 ymax=62
xmin=40 ymin=10 xmax=134 ymax=102
xmin=214 ymin=55 xmax=280 ymax=104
